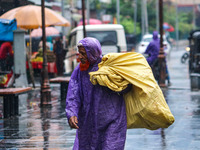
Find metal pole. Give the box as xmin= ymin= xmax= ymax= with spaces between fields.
xmin=134 ymin=0 xmax=138 ymax=34
xmin=61 ymin=0 xmax=65 ymax=48
xmin=116 ymin=0 xmax=120 ymax=24
xmin=82 ymin=0 xmax=86 ymax=38
xmin=156 ymin=0 xmax=159 ymax=32
xmin=86 ymin=0 xmax=90 ymax=25
xmin=70 ymin=0 xmax=74 ymax=29
xmin=144 ymin=0 xmax=149 ymax=34
xmin=159 ymin=0 xmax=163 ymax=50
xmin=41 ymin=0 xmax=51 ymax=106
xmin=141 ymin=0 xmax=145 ymax=37
xmin=175 ymin=0 xmax=179 ymax=51
xmin=193 ymin=0 xmax=196 ymax=30
xmin=61 ymin=0 xmax=65 ymax=33
xmin=158 ymin=0 xmax=166 ymax=87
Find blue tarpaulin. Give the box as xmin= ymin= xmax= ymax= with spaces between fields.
xmin=0 ymin=18 xmax=17 ymax=41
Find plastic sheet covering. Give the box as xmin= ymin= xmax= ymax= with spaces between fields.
xmin=0 ymin=19 xmax=17 ymax=41
xmin=89 ymin=52 xmax=175 ymax=130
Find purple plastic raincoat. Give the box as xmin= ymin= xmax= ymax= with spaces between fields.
xmin=65 ymin=37 xmax=127 ymax=150
xmin=144 ymin=31 xmax=160 ymax=65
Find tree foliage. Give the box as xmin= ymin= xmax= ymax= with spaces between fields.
xmin=96 ymin=0 xmax=194 ymax=39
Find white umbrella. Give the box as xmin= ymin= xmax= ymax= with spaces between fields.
xmin=31 ymin=27 xmax=60 ymax=37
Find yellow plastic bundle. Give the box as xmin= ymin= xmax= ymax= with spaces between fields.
xmin=89 ymin=52 xmax=175 ymax=130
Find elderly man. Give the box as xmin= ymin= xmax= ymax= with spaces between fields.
xmin=65 ymin=37 xmax=129 ymax=150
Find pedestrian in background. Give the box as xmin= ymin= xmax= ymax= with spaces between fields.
xmin=144 ymin=31 xmax=171 ymax=86
xmin=65 ymin=37 xmax=130 ymax=149
xmin=0 ymin=41 xmax=14 ymax=71
xmin=144 ymin=31 xmax=160 ymax=66
xmin=53 ymin=37 xmax=63 ymax=76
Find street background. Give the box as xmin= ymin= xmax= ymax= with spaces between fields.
xmin=1 ymin=40 xmax=200 ymax=150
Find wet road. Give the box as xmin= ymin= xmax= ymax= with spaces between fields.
xmin=1 ymin=43 xmax=200 ymax=150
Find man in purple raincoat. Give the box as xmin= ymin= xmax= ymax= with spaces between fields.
xmin=144 ymin=31 xmax=160 ymax=66
xmin=65 ymin=37 xmax=128 ymax=150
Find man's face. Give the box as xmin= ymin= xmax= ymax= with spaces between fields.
xmin=78 ymin=46 xmax=88 ymax=64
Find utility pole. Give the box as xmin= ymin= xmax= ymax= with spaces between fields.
xmin=193 ymin=0 xmax=196 ymax=30
xmin=175 ymin=0 xmax=179 ymax=51
xmin=82 ymin=0 xmax=86 ymax=37
xmin=141 ymin=0 xmax=145 ymax=37
xmin=41 ymin=0 xmax=51 ymax=106
xmin=61 ymin=0 xmax=65 ymax=48
xmin=156 ymin=0 xmax=159 ymax=32
xmin=134 ymin=0 xmax=138 ymax=34
xmin=144 ymin=0 xmax=149 ymax=34
xmin=158 ymin=0 xmax=166 ymax=87
xmin=61 ymin=0 xmax=65 ymax=33
xmin=86 ymin=0 xmax=90 ymax=25
xmin=116 ymin=0 xmax=120 ymax=24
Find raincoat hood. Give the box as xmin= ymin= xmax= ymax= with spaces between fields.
xmin=78 ymin=37 xmax=102 ymax=65
xmin=144 ymin=31 xmax=160 ymax=65
xmin=153 ymin=31 xmax=159 ymax=40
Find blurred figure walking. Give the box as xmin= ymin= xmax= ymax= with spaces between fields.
xmin=144 ymin=31 xmax=160 ymax=66
xmin=53 ymin=37 xmax=64 ymax=76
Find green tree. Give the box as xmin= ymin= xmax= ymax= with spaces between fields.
xmin=97 ymin=0 xmax=193 ymax=39
xmin=120 ymin=16 xmax=141 ymax=34
xmin=104 ymin=0 xmax=141 ymax=34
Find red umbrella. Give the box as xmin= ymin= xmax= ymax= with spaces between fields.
xmin=31 ymin=26 xmax=59 ymax=37
xmin=163 ymin=22 xmax=174 ymax=32
xmin=78 ymin=18 xmax=102 ymax=26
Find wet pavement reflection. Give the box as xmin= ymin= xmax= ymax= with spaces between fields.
xmin=125 ymin=89 xmax=200 ymax=150
xmin=0 ymin=47 xmax=200 ymax=149
xmin=0 ymin=87 xmax=76 ymax=149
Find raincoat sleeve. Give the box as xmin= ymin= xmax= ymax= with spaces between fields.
xmin=65 ymin=67 xmax=81 ymax=120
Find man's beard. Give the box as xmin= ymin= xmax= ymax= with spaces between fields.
xmin=80 ymin=60 xmax=90 ymax=71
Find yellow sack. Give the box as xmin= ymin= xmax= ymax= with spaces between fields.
xmin=89 ymin=52 xmax=175 ymax=130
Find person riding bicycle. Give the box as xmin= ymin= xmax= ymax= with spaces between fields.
xmin=144 ymin=31 xmax=171 ymax=86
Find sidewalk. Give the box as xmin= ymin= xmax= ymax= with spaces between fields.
xmin=0 ymin=86 xmax=76 ymax=149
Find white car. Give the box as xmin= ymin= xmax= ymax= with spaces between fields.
xmin=64 ymin=24 xmax=127 ymax=75
xmin=137 ymin=34 xmax=171 ymax=55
